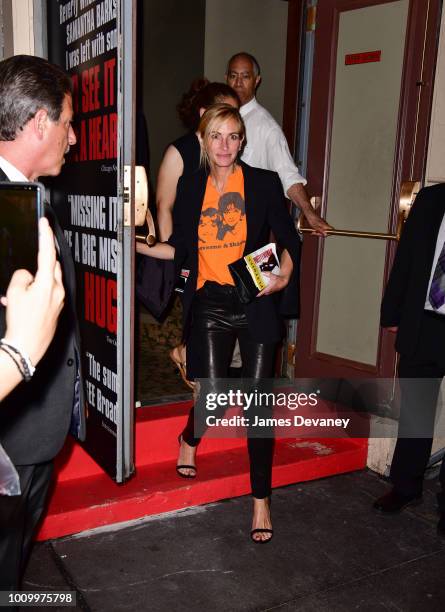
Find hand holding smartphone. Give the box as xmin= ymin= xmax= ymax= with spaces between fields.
xmin=2 ymin=217 xmax=65 ymax=365
xmin=0 ymin=182 xmax=45 ymax=297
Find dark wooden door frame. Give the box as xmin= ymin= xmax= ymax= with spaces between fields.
xmin=273 ymin=0 xmax=304 ymax=377
xmin=282 ymin=0 xmax=305 ymax=151
xmin=295 ymin=0 xmax=441 ymax=378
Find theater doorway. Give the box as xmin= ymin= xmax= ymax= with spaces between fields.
xmin=135 ymin=0 xmax=301 ymax=405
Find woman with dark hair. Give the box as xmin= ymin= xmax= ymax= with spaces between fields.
xmin=156 ymin=80 xmax=240 ymax=241
xmin=156 ymin=81 xmax=240 ymax=384
xmin=137 ymin=104 xmax=301 ymax=543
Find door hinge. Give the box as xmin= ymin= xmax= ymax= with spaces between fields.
xmin=307 ymin=5 xmax=316 ymax=32
xmin=287 ymin=343 xmax=296 ymax=366
xmin=123 ymin=165 xmax=132 ymax=227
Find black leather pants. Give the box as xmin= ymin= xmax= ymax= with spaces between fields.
xmin=182 ymin=282 xmax=277 ymax=499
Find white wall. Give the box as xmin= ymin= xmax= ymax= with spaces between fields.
xmin=204 ymin=0 xmax=288 ymax=125
xmin=11 ymin=0 xmax=34 ymax=55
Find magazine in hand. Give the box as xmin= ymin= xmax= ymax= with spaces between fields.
xmin=228 ymin=243 xmax=280 ymax=304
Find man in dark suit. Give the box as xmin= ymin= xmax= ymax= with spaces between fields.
xmin=374 ymin=183 xmax=445 ymax=534
xmin=0 ymin=55 xmax=85 ymax=589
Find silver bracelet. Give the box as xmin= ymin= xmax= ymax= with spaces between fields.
xmin=0 ymin=339 xmax=36 ymax=382
xmin=0 ymin=344 xmax=24 ymax=379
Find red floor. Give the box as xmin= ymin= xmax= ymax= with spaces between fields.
xmin=36 ymin=401 xmax=368 ymax=540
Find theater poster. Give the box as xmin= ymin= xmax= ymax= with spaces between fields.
xmin=46 ymin=0 xmax=135 ymax=482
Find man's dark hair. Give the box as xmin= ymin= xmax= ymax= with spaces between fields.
xmin=201 ymin=206 xmax=220 ymax=220
xmin=218 ymin=192 xmax=245 ymax=215
xmin=226 ymin=52 xmax=261 ymax=77
xmin=0 ymin=55 xmax=72 ymax=141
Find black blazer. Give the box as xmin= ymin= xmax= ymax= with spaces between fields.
xmin=0 ymin=167 xmax=86 ymax=465
xmin=381 ymin=183 xmax=445 ymax=356
xmin=171 ymin=162 xmax=301 ymax=350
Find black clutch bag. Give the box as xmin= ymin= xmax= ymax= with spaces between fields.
xmin=228 ymin=243 xmax=280 ymax=304
xmin=228 ymin=257 xmax=260 ymax=304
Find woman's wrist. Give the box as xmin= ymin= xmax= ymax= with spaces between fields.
xmin=274 ymin=272 xmax=290 ymax=290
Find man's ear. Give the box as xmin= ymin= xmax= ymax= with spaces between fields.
xmin=33 ymin=109 xmax=49 ymax=139
xmin=255 ymin=75 xmax=262 ymax=89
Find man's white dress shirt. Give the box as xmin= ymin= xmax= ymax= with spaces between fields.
xmin=240 ymin=97 xmax=306 ymax=194
xmin=0 ymin=156 xmax=28 ymax=181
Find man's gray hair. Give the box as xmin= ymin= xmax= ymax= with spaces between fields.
xmin=0 ymin=55 xmax=72 ymax=141
xmin=227 ymin=52 xmax=261 ymax=77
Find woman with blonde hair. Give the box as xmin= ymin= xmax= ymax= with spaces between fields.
xmin=157 ymin=80 xmax=240 ymax=241
xmin=155 ymin=81 xmax=240 ymax=385
xmin=138 ymin=104 xmax=301 ymax=542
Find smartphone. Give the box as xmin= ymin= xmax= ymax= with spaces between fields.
xmin=0 ymin=182 xmax=45 ymax=296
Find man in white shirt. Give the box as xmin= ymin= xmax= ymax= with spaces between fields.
xmin=373 ymin=183 xmax=445 ymax=536
xmin=226 ymin=52 xmax=331 ymax=235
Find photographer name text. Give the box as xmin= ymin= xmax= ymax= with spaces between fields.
xmin=205 ymin=415 xmax=350 ymax=428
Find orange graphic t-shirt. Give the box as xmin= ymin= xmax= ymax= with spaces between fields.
xmin=197 ymin=165 xmax=247 ymax=290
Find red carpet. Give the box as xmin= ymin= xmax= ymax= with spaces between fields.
xmin=36 ymin=401 xmax=367 ymax=540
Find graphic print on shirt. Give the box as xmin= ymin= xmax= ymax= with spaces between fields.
xmin=197 ymin=166 xmax=247 ymax=289
xmin=198 ymin=191 xmax=246 ymax=248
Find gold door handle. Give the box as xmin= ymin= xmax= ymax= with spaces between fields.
xmin=133 ymin=166 xmax=156 ymax=247
xmin=298 ymin=226 xmax=401 ymax=241
xmin=297 ymin=181 xmax=421 ymax=241
xmin=135 ymin=214 xmax=157 ymax=247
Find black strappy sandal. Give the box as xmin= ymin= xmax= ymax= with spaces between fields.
xmin=176 ymin=435 xmax=197 ymax=479
xmin=250 ymin=528 xmax=274 ymax=544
